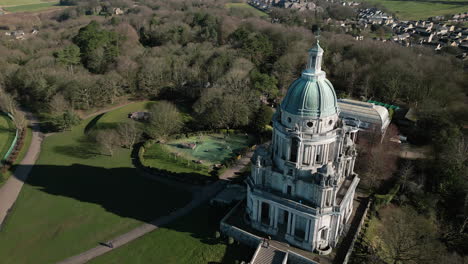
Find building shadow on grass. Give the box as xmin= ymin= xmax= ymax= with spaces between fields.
xmin=9 ymin=163 xmax=253 ymax=262
xmin=10 ymin=164 xmax=192 ymax=223
xmin=53 ymin=136 xmax=103 ymax=159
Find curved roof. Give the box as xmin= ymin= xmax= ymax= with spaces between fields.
xmin=280 ymin=72 xmax=339 ymax=118
xmin=337 ymin=99 xmax=390 ymax=131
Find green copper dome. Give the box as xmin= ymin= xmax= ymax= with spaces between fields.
xmin=280 ymin=41 xmax=339 ymax=118
xmin=280 ymin=74 xmax=339 ymax=118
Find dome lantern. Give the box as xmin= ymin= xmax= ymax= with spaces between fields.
xmin=306 ymin=39 xmax=324 ymax=74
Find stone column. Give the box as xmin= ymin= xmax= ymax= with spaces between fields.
xmin=274 ymin=207 xmax=279 ymax=228
xmin=269 ymin=204 xmax=274 ymax=227
xmin=291 ymin=214 xmax=296 ymax=236
xmin=305 ymin=219 xmax=310 ymax=242
xmin=286 ymin=211 xmax=291 ymax=234
xmin=252 ymin=198 xmax=258 ymax=221
xmin=308 ymin=219 xmax=314 ymax=243
xmin=257 ymin=200 xmax=262 ymax=222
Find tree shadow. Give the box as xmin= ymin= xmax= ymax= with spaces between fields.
xmin=0 ymin=126 xmax=16 ymax=133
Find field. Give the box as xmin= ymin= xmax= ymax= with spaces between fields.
xmin=0 ymin=113 xmax=15 ymax=161
xmin=89 ymin=204 xmax=255 ymax=264
xmin=226 ymin=2 xmax=269 ymax=18
xmin=0 ymin=0 xmax=60 ymax=13
xmin=0 ymin=103 xmax=191 ymax=264
xmin=359 ymin=0 xmax=468 ymax=20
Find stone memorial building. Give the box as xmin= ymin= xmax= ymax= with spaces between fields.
xmin=245 ymin=40 xmax=360 ymax=254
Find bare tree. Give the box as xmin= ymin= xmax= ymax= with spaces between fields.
xmin=146 ymin=101 xmax=182 ymax=140
xmin=379 ymin=206 xmax=441 ymax=264
xmin=0 ymin=86 xmax=27 ymax=129
xmin=117 ymin=122 xmax=140 ymax=149
xmin=96 ymin=129 xmax=119 ymax=156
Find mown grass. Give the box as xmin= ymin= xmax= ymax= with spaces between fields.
xmin=0 ymin=113 xmax=15 ymax=161
xmin=143 ymin=143 xmax=212 ymax=177
xmin=226 ymin=2 xmax=269 ymax=18
xmin=359 ymin=0 xmax=468 ymax=20
xmin=95 ymin=101 xmax=152 ymax=130
xmin=89 ymin=204 xmax=255 ymax=264
xmin=0 ymin=0 xmax=54 ymax=6
xmin=3 ymin=1 xmax=59 ymax=12
xmin=0 ymin=106 xmax=191 ymax=264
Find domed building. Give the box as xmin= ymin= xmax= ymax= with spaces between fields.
xmin=246 ymin=40 xmax=360 ymax=254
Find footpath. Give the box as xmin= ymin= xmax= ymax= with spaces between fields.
xmin=0 ymin=112 xmax=43 ymax=227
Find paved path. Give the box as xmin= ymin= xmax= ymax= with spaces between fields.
xmin=57 ymin=180 xmax=226 ymax=264
xmin=57 ymin=151 xmax=255 ymax=264
xmin=0 ymin=112 xmax=43 ymax=227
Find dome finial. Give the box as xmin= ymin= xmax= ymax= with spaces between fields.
xmin=314 ymin=27 xmax=321 ymax=45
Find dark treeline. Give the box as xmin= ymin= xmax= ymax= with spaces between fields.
xmin=0 ymin=0 xmax=467 ymax=260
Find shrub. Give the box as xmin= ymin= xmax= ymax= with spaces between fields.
xmin=215 ymin=231 xmax=221 ymax=239
xmin=228 ymin=236 xmax=234 ymax=245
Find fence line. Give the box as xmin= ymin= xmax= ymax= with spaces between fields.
xmin=1 ymin=112 xmax=19 ymax=163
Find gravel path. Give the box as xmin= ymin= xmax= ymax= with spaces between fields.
xmin=0 ymin=112 xmax=43 ymax=227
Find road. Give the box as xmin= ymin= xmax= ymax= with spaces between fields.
xmin=0 ymin=112 xmax=43 ymax=227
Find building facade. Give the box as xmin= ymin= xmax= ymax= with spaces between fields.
xmin=246 ymin=41 xmax=360 ymax=254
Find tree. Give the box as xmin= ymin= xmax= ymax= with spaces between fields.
xmin=55 ymin=45 xmax=81 ymax=74
xmin=378 ymin=206 xmax=441 ymax=264
xmin=146 ymin=101 xmax=182 ymax=140
xmin=0 ymin=85 xmax=26 ymax=129
xmin=73 ymin=21 xmax=120 ymax=73
xmin=193 ymin=79 xmax=256 ymax=130
xmin=95 ymin=129 xmax=119 ymax=156
xmin=250 ymin=69 xmax=278 ymax=99
xmin=251 ymin=104 xmax=273 ymax=133
xmin=117 ymin=122 xmax=140 ymax=148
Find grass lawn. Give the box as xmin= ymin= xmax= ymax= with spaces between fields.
xmin=358 ymin=0 xmax=468 ymax=20
xmin=95 ymin=101 xmax=151 ymax=129
xmin=143 ymin=143 xmax=212 ymax=177
xmin=89 ymin=204 xmax=255 ymax=264
xmin=3 ymin=1 xmax=59 ymax=12
xmin=0 ymin=0 xmax=54 ymax=6
xmin=0 ymin=105 xmax=192 ymax=264
xmin=0 ymin=113 xmax=15 ymax=161
xmin=226 ymin=2 xmax=269 ymax=18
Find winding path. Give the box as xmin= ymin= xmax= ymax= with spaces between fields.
xmin=0 ymin=112 xmax=43 ymax=227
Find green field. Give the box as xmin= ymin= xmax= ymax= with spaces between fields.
xmin=0 ymin=113 xmax=15 ymax=161
xmin=143 ymin=143 xmax=212 ymax=177
xmin=0 ymin=104 xmax=191 ymax=264
xmin=226 ymin=2 xmax=269 ymax=18
xmin=0 ymin=0 xmax=60 ymax=13
xmin=89 ymin=204 xmax=255 ymax=264
xmin=95 ymin=101 xmax=151 ymax=129
xmin=359 ymin=0 xmax=468 ymax=20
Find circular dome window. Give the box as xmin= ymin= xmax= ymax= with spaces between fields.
xmin=307 ymin=121 xmax=313 ymax=128
xmin=287 ymin=117 xmax=292 ymax=123
xmin=329 ymin=120 xmax=333 ymax=126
